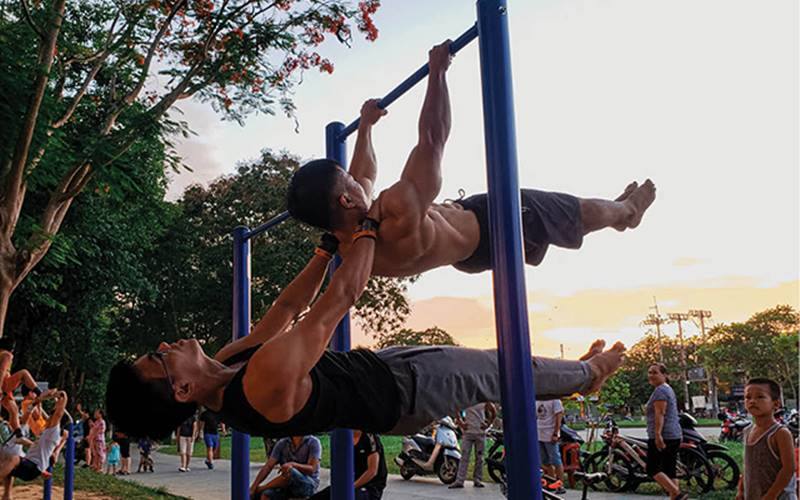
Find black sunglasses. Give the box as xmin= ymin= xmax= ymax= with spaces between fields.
xmin=148 ymin=351 xmax=174 ymax=390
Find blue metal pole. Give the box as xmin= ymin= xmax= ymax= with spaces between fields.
xmin=248 ymin=210 xmax=291 ymax=239
xmin=338 ymin=23 xmax=479 ymax=140
xmin=43 ymin=465 xmax=52 ymax=500
xmin=476 ymin=1 xmax=541 ymax=500
xmin=64 ymin=424 xmax=74 ymax=500
xmin=232 ymin=226 xmax=252 ymax=500
xmin=326 ymin=121 xmax=355 ymax=500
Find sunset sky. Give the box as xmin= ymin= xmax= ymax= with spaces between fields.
xmin=166 ymin=0 xmax=798 ymax=358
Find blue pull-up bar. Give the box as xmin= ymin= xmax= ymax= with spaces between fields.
xmin=231 ymin=2 xmax=541 ymax=498
xmin=245 ymin=23 xmax=478 ymax=241
xmin=337 ymin=23 xmax=478 ymax=139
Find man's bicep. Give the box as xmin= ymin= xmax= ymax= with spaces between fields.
xmin=398 ymin=143 xmax=443 ymax=208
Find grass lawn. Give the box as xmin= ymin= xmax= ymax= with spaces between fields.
xmin=49 ymin=463 xmax=187 ymax=499
xmin=160 ymin=434 xmax=406 ymax=473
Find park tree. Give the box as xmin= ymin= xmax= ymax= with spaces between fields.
xmin=4 ymin=120 xmax=172 ymax=405
xmin=0 ymin=0 xmax=381 ymax=336
xmin=700 ymin=305 xmax=799 ymax=403
xmin=598 ymin=373 xmax=631 ymax=413
xmin=374 ymin=326 xmax=458 ymax=350
xmin=119 ymin=150 xmax=414 ymax=357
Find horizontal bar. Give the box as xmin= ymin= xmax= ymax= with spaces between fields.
xmin=247 ymin=210 xmax=290 ymax=239
xmin=338 ymin=23 xmax=479 ymax=140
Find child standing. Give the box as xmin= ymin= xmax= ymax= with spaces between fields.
xmin=137 ymin=437 xmax=154 ymax=473
xmin=106 ymin=440 xmax=121 ymax=475
xmin=738 ymin=378 xmax=797 ymax=500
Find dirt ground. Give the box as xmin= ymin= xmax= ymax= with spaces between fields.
xmin=10 ymin=484 xmax=115 ymax=500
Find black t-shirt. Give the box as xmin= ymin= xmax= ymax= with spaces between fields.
xmin=178 ymin=416 xmax=195 ymax=437
xmin=199 ymin=410 xmax=220 ymax=435
xmin=355 ymin=433 xmax=387 ymax=491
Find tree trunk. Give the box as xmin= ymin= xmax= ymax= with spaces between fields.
xmin=0 ymin=270 xmax=14 ymax=339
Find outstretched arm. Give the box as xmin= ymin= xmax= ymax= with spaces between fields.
xmin=385 ymin=41 xmax=452 ymax=223
xmin=250 ymin=209 xmax=379 ymax=389
xmin=349 ymin=99 xmax=386 ymax=199
xmin=214 ymin=236 xmax=336 ymax=363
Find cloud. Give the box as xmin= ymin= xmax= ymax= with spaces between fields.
xmin=386 ymin=278 xmax=799 ymax=359
xmin=673 ymin=257 xmax=704 ymax=267
xmin=165 ymin=102 xmax=232 ymax=201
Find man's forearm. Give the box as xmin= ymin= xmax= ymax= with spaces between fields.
xmin=290 ymin=462 xmax=318 ymax=475
xmin=350 ymin=122 xmax=377 ymax=192
xmin=418 ymin=70 xmax=450 ymax=148
xmin=354 ymin=469 xmax=376 ymax=488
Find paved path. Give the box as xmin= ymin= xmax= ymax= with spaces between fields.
xmin=579 ymin=426 xmax=719 ymax=442
xmin=119 ymin=450 xmax=660 ymax=500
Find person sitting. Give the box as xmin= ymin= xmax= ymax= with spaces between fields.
xmin=286 ymin=42 xmax=656 ymax=278
xmin=311 ymin=430 xmax=387 ymax=500
xmin=0 ymin=390 xmax=69 ymax=492
xmin=250 ymin=435 xmax=321 ymax=500
xmin=105 ymin=213 xmax=624 ymax=442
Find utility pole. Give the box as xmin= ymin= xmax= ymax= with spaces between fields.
xmin=668 ymin=312 xmax=691 ymax=411
xmin=643 ymin=297 xmax=666 ymax=362
xmin=689 ymin=309 xmax=717 ymax=414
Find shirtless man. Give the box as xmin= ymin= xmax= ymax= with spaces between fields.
xmin=106 ymin=222 xmax=624 ymax=440
xmin=286 ymin=41 xmax=656 ymax=277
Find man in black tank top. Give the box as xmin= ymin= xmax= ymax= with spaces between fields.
xmin=106 ymin=209 xmax=625 ymax=441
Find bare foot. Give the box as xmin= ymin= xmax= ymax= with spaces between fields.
xmin=584 ymin=341 xmax=626 ymax=394
xmin=579 ymin=339 xmax=606 ymax=361
xmin=612 ymin=182 xmax=638 ymax=230
xmin=614 ymin=182 xmax=638 ymax=202
xmin=622 ymin=179 xmax=656 ymax=230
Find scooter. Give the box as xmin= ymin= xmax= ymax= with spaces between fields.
xmin=718 ymin=409 xmax=750 ymax=442
xmin=680 ymin=412 xmax=740 ymax=491
xmin=394 ymin=417 xmax=461 ymax=484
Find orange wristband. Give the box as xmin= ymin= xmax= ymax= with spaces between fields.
xmin=314 ymin=248 xmax=333 ymax=259
xmin=353 ymin=229 xmax=377 ymax=241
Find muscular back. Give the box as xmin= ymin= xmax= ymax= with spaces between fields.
xmin=338 ymin=189 xmax=480 ymax=277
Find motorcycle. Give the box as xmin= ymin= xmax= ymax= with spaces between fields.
xmin=680 ymin=412 xmax=740 ymax=491
xmin=583 ymin=417 xmax=713 ymax=495
xmin=485 ymin=426 xmax=605 ymax=500
xmin=394 ymin=417 xmax=461 ymax=484
xmin=718 ymin=409 xmax=750 ymax=442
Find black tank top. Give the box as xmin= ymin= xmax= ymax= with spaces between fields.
xmin=218 ymin=348 xmax=400 ymax=438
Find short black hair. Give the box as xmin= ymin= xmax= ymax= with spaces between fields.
xmin=106 ymin=361 xmax=197 ymax=440
xmin=287 ymin=159 xmax=344 ymax=231
xmin=746 ymin=377 xmax=782 ymax=401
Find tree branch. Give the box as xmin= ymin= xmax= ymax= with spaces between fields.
xmin=19 ymin=0 xmax=44 ymax=41
xmin=1 ymin=0 xmax=67 ymax=242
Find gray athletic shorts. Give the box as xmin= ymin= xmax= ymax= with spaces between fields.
xmin=376 ymin=346 xmax=592 ymax=435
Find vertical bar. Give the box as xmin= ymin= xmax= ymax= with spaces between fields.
xmin=64 ymin=424 xmax=74 ymax=500
xmin=232 ymin=226 xmax=251 ymax=500
xmin=476 ymin=1 xmax=542 ymax=500
xmin=43 ymin=466 xmax=52 ymax=500
xmin=326 ymin=121 xmax=355 ymax=500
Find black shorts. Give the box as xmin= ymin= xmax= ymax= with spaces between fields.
xmin=118 ymin=437 xmax=130 ymax=458
xmin=646 ymin=438 xmax=681 ymax=478
xmin=453 ymin=189 xmax=583 ymax=273
xmin=310 ymin=486 xmax=383 ymax=500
